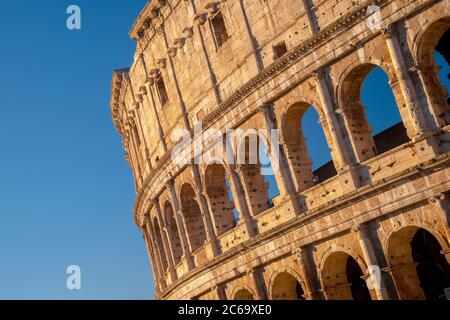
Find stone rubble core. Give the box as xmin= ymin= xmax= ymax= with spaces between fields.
xmin=110 ymin=0 xmax=450 ymax=300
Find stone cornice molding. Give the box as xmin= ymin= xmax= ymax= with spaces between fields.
xmin=115 ymin=0 xmax=440 ymax=226
xmin=131 ymin=0 xmax=395 ymax=224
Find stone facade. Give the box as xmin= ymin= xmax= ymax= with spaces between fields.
xmin=109 ymin=0 xmax=450 ymax=300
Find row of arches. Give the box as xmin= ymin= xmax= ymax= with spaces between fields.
xmin=144 ymin=17 xmax=450 ymax=291
xmin=229 ymin=227 xmax=450 ymax=301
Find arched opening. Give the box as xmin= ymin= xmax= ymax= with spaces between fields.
xmin=340 ymin=64 xmax=408 ymax=164
xmin=283 ymin=102 xmax=336 ymax=192
xmin=259 ymin=140 xmax=280 ymax=205
xmin=153 ymin=217 xmax=168 ymax=271
xmin=388 ymin=226 xmax=450 ymax=300
xmin=416 ymin=17 xmax=450 ymax=128
xmin=435 ymin=31 xmax=450 ymax=106
xmin=180 ymin=183 xmax=206 ymax=253
xmin=163 ymin=201 xmax=182 ymax=264
xmin=236 ymin=134 xmax=275 ymax=216
xmin=205 ymin=164 xmax=238 ymax=236
xmin=233 ymin=288 xmax=255 ymax=300
xmin=321 ymin=251 xmax=372 ymax=300
xmin=271 ymin=271 xmax=306 ymax=300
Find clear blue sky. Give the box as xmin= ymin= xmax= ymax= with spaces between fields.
xmin=0 ymin=1 xmax=448 ymax=300
xmin=0 ymin=0 xmax=150 ymax=300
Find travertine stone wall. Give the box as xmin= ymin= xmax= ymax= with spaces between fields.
xmin=110 ymin=0 xmax=450 ymax=300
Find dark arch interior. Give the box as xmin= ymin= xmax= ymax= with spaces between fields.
xmin=233 ymin=289 xmax=255 ymax=300
xmin=346 ymin=256 xmax=372 ymax=301
xmin=435 ymin=28 xmax=450 ymax=106
xmin=412 ymin=229 xmax=450 ymax=300
xmin=436 ymin=28 xmax=450 ymax=66
xmin=271 ymin=272 xmax=306 ymax=300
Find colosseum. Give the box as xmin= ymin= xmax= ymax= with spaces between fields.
xmin=109 ymin=0 xmax=450 ymax=300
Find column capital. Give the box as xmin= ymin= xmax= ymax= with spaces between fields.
xmin=351 ymin=224 xmax=361 ymax=234
xmin=428 ymin=193 xmax=446 ymax=205
xmin=381 ymin=26 xmax=394 ymax=39
xmin=312 ymin=68 xmax=325 ymax=81
xmin=143 ymin=212 xmax=151 ymax=220
xmin=258 ymin=102 xmax=273 ymax=113
xmin=151 ymin=197 xmax=161 ymax=208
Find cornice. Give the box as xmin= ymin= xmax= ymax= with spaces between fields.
xmin=159 ymin=153 xmax=450 ymax=299
xmin=126 ymin=0 xmax=441 ymax=225
xmin=131 ymin=0 xmax=392 ymax=224
xmin=110 ymin=68 xmax=130 ymax=137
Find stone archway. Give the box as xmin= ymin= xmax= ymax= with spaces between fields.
xmin=153 ymin=217 xmax=168 ymax=271
xmin=321 ymin=251 xmax=372 ymax=300
xmin=270 ymin=271 xmax=306 ymax=300
xmin=233 ymin=287 xmax=255 ymax=300
xmin=338 ymin=63 xmax=408 ymax=163
xmin=163 ymin=201 xmax=183 ymax=264
xmin=180 ymin=183 xmax=207 ymax=253
xmin=235 ymin=134 xmax=272 ymax=216
xmin=415 ymin=16 xmax=450 ymax=128
xmin=387 ymin=226 xmax=450 ymax=300
xmin=282 ymin=102 xmax=336 ymax=192
xmin=204 ymin=164 xmax=238 ymax=236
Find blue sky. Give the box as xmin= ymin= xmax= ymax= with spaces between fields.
xmin=0 ymin=1 xmax=448 ymax=300
xmin=0 ymin=1 xmax=150 ymax=299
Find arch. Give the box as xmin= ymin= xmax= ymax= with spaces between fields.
xmin=281 ymin=101 xmax=336 ymax=192
xmin=233 ymin=133 xmax=274 ymax=216
xmin=180 ymin=183 xmax=207 ymax=253
xmin=153 ymin=217 xmax=168 ymax=271
xmin=232 ymin=286 xmax=256 ymax=300
xmin=338 ymin=63 xmax=409 ymax=163
xmin=321 ymin=251 xmax=372 ymax=300
xmin=269 ymin=268 xmax=306 ymax=300
xmin=204 ymin=164 xmax=238 ymax=236
xmin=387 ymin=226 xmax=450 ymax=300
xmin=163 ymin=201 xmax=183 ymax=264
xmin=415 ymin=16 xmax=450 ymax=128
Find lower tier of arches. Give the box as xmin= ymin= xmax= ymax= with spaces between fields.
xmin=155 ymin=159 xmax=450 ymax=300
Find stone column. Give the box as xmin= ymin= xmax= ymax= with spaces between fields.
xmin=125 ymin=126 xmax=144 ymax=186
xmin=314 ymin=69 xmax=352 ymax=171
xmin=150 ymin=201 xmax=178 ymax=282
xmin=248 ymin=268 xmax=267 ymax=300
xmin=429 ymin=194 xmax=450 ymax=243
xmin=234 ymin=166 xmax=266 ymax=217
xmin=191 ymin=164 xmax=220 ymax=257
xmin=130 ymin=107 xmax=152 ymax=171
xmin=168 ymin=179 xmax=195 ymax=270
xmin=352 ymin=224 xmax=390 ymax=300
xmin=237 ymin=0 xmax=264 ymax=71
xmin=124 ymin=73 xmax=152 ymax=171
xmin=188 ymin=0 xmax=222 ymax=104
xmin=300 ymin=0 xmax=319 ymax=35
xmin=160 ymin=26 xmax=191 ymax=131
xmin=141 ymin=226 xmax=159 ymax=286
xmin=123 ymin=141 xmax=139 ymax=190
xmin=412 ymin=64 xmax=448 ymax=130
xmin=225 ymin=165 xmax=258 ymax=237
xmin=314 ymin=69 xmax=361 ymax=192
xmin=260 ymin=103 xmax=303 ymax=214
xmin=296 ymin=247 xmax=321 ymax=300
xmin=146 ymin=217 xmax=167 ymax=283
xmin=215 ymin=284 xmax=228 ymax=300
xmin=382 ymin=26 xmax=431 ymax=138
xmin=139 ymin=54 xmax=168 ymax=152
